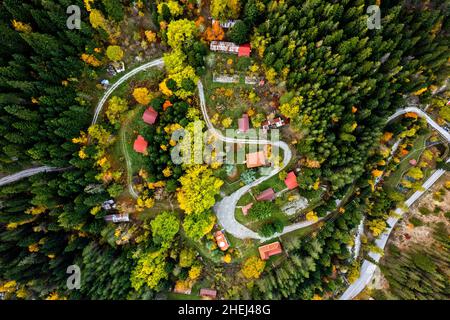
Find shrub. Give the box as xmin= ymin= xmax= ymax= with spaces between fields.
xmin=106 ymin=45 xmax=124 ymax=61
xmin=409 ymin=216 xmax=424 ymax=227
xmin=249 ymin=201 xmax=280 ymax=221
xmin=418 ymin=207 xmax=431 ymax=215
xmin=259 ymin=223 xmax=275 ymax=237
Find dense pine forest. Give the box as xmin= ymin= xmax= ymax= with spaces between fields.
xmin=0 ymin=0 xmax=449 ymax=300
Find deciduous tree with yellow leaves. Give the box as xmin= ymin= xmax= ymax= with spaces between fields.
xmin=133 ymin=87 xmax=151 ymax=105
xmin=210 ymin=0 xmax=241 ymax=20
xmin=241 ymin=256 xmax=265 ymax=279
xmin=177 ymin=165 xmax=223 ymax=215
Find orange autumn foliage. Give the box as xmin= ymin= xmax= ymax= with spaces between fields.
xmin=304 ymin=158 xmax=321 ymax=168
xmin=163 ymin=100 xmax=173 ymax=111
xmin=204 ymin=21 xmax=225 ymax=41
xmin=404 ymin=112 xmax=418 ymax=119
xmin=372 ymin=169 xmax=383 ymax=178
xmin=195 ymin=16 xmax=205 ymax=28
xmin=81 ymin=53 xmax=101 ymax=67
xmin=381 ymin=132 xmax=393 ymax=142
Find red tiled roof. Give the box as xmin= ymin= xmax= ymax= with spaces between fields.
xmin=246 ymin=150 xmax=266 ymax=168
xmin=238 ymin=114 xmax=249 ymax=132
xmin=256 ymin=188 xmax=275 ymax=201
xmin=214 ymin=231 xmax=230 ymax=251
xmin=284 ymin=171 xmax=298 ymax=190
xmin=200 ymin=288 xmax=217 ymax=298
xmin=238 ymin=44 xmax=251 ymax=57
xmin=142 ymin=107 xmax=158 ymax=124
xmin=258 ymin=242 xmax=283 ymax=260
xmin=133 ymin=135 xmax=148 ymax=154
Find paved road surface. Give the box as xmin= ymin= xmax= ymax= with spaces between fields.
xmin=91 ymin=58 xmax=164 ymax=126
xmin=0 ymin=166 xmax=67 ymax=187
xmin=198 ymin=80 xmax=339 ymax=241
xmin=0 ymin=58 xmax=165 ymax=188
xmin=339 ymin=160 xmax=449 ymax=300
xmin=388 ymin=107 xmax=450 ymax=141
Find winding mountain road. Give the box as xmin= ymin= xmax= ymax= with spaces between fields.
xmin=339 ymin=110 xmax=450 ymax=300
xmin=0 ymin=58 xmax=165 ymax=189
xmin=91 ymin=58 xmax=164 ymax=126
xmin=1 ymin=59 xmax=447 ymax=251
xmin=198 ymin=81 xmax=338 ymax=241
xmin=388 ymin=107 xmax=450 ymax=141
xmin=0 ymin=166 xmax=68 ymax=187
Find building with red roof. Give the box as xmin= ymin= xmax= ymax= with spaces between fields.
xmin=284 ymin=171 xmax=298 ymax=190
xmin=238 ymin=114 xmax=249 ymax=133
xmin=210 ymin=41 xmax=251 ymax=57
xmin=142 ymin=107 xmax=158 ymax=125
xmin=133 ymin=135 xmax=148 ymax=154
xmin=210 ymin=41 xmax=240 ymax=54
xmin=258 ymin=242 xmax=283 ymax=260
xmin=200 ymin=288 xmax=217 ymax=299
xmin=261 ymin=117 xmax=287 ymax=130
xmin=214 ymin=230 xmax=230 ymax=251
xmin=238 ymin=44 xmax=251 ymax=57
xmin=246 ymin=150 xmax=267 ymax=168
xmin=256 ymin=188 xmax=275 ymax=201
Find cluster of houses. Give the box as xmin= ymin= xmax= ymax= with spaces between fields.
xmin=133 ymin=106 xmax=159 ymax=154
xmin=213 ymin=229 xmax=284 ymax=261
xmin=237 ymin=113 xmax=288 ymax=134
xmin=241 ymin=170 xmax=299 ymax=217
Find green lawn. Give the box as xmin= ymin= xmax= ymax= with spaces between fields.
xmin=167 ymin=292 xmax=202 ymax=300
xmin=280 ymin=223 xmax=316 ymax=242
xmin=237 ymin=191 xmax=255 ymax=206
xmin=112 ymin=106 xmax=147 ymax=175
xmin=202 ymin=70 xmax=251 ymax=125
xmin=221 ymin=180 xmax=244 ymax=196
xmin=226 ymin=233 xmax=260 ymax=262
xmin=384 ymin=131 xmax=431 ymax=192
xmin=235 ymin=204 xmax=291 ymax=234
xmin=254 ymin=173 xmax=287 ymax=193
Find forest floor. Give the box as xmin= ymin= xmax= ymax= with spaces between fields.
xmin=365 ymin=172 xmax=450 ymax=297
xmin=389 ymin=172 xmax=449 ymax=251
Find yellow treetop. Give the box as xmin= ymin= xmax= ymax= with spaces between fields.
xmin=12 ymin=20 xmax=32 ymax=33
xmin=306 ymin=211 xmax=319 ymax=222
xmin=133 ymin=87 xmax=151 ymax=105
xmin=241 ymin=256 xmax=266 ymax=279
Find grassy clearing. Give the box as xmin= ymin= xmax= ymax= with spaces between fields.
xmin=226 ymin=233 xmax=260 ymax=262
xmin=112 ymin=106 xmax=148 ymax=176
xmin=109 ymin=67 xmax=165 ymax=103
xmin=237 ymin=192 xmax=255 ymax=206
xmin=254 ymin=173 xmax=286 ymax=193
xmin=384 ymin=131 xmax=431 ymax=192
xmin=202 ymin=70 xmax=252 ymax=123
xmin=221 ymin=180 xmax=243 ymax=196
xmin=167 ymin=292 xmax=202 ymax=300
xmin=235 ymin=204 xmax=291 ymax=234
